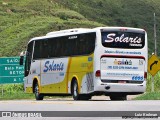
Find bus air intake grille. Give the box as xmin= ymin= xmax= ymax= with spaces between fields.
xmin=87 ymin=72 xmax=94 ymax=92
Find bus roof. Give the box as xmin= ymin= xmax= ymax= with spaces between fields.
xmin=46 ymin=28 xmax=91 ymax=36
xmin=28 ymin=27 xmax=146 ymax=44
xmin=28 ymin=28 xmax=94 ymax=43
xmin=94 ymin=27 xmax=145 ymax=32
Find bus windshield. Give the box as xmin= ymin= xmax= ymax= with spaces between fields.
xmin=101 ymin=31 xmax=145 ymax=49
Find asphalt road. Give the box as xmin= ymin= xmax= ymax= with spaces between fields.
xmin=0 ymin=96 xmax=159 ymax=120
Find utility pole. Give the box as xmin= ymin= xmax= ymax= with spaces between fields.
xmin=154 ymin=13 xmax=157 ymax=55
xmin=152 ymin=13 xmax=157 ymax=92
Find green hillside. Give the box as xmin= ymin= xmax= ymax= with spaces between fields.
xmin=56 ymin=0 xmax=160 ymax=56
xmin=0 ymin=0 xmax=103 ymax=56
xmin=0 ymin=0 xmax=160 ymax=56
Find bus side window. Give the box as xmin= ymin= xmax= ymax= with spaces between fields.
xmin=87 ymin=33 xmax=96 ymax=54
xmin=79 ymin=34 xmax=87 ymax=55
xmin=33 ymin=39 xmax=48 ymax=59
xmin=41 ymin=40 xmax=48 ymax=58
xmin=67 ymin=39 xmax=74 ymax=56
xmin=48 ymin=38 xmax=56 ymax=58
xmin=59 ymin=38 xmax=64 ymax=57
xmin=63 ymin=37 xmax=69 ymax=56
xmin=33 ymin=40 xmax=41 ymax=59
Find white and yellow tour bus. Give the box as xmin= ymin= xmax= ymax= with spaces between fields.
xmin=20 ymin=27 xmax=148 ymax=100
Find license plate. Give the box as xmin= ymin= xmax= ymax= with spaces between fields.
xmin=118 ymin=81 xmax=126 ymax=83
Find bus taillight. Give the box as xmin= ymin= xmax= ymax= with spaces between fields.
xmin=95 ymin=70 xmax=101 ymax=77
xmin=144 ymin=72 xmax=147 ymax=79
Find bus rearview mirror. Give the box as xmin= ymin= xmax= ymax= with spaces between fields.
xmin=20 ymin=56 xmax=24 ymax=65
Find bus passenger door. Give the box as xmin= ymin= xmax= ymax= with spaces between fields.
xmin=27 ymin=60 xmax=41 ymax=84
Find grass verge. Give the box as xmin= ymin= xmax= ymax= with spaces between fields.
xmin=134 ymin=92 xmax=160 ymax=100
xmin=0 ymin=92 xmax=34 ymax=100
xmin=0 ymin=84 xmax=33 ymax=100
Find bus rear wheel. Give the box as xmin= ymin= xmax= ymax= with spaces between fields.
xmin=72 ymin=80 xmax=81 ymax=100
xmin=34 ymin=83 xmax=44 ymax=100
xmin=80 ymin=95 xmax=92 ymax=100
xmin=72 ymin=80 xmax=91 ymax=100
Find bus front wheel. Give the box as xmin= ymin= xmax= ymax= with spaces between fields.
xmin=34 ymin=83 xmax=44 ymax=100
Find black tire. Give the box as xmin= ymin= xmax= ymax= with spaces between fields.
xmin=72 ymin=80 xmax=81 ymax=100
xmin=34 ymin=83 xmax=44 ymax=100
xmin=80 ymin=95 xmax=92 ymax=100
xmin=72 ymin=80 xmax=91 ymax=100
xmin=110 ymin=95 xmax=127 ymax=101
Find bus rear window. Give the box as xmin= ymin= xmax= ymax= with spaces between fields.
xmin=101 ymin=31 xmax=145 ymax=49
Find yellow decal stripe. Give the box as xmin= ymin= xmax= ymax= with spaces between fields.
xmin=66 ymin=57 xmax=72 ymax=93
